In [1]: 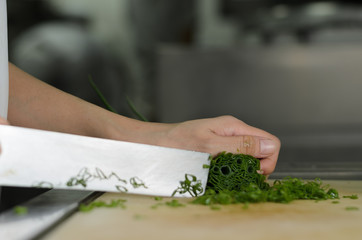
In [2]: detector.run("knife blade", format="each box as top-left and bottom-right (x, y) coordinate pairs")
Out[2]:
(0, 125), (210, 197)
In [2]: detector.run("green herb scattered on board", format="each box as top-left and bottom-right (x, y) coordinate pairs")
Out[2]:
(343, 195), (358, 200)
(210, 205), (221, 210)
(13, 206), (28, 215)
(165, 199), (185, 208)
(151, 198), (185, 209)
(345, 206), (359, 211)
(192, 152), (340, 208)
(79, 199), (127, 212)
(133, 214), (145, 220)
(242, 202), (249, 210)
(151, 203), (164, 209)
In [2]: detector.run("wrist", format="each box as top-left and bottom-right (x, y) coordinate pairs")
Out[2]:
(99, 110), (171, 146)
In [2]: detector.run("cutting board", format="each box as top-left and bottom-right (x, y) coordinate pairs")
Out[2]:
(43, 180), (362, 240)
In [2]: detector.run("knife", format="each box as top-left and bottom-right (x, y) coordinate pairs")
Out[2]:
(0, 125), (210, 197)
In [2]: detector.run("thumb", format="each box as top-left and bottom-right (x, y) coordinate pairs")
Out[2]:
(211, 135), (280, 175)
(213, 135), (278, 158)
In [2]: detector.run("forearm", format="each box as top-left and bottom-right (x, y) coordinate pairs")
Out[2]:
(7, 63), (162, 141)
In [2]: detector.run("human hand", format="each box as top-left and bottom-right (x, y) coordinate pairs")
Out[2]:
(157, 116), (280, 175)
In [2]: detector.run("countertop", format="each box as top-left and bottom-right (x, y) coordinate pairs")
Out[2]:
(42, 180), (362, 240)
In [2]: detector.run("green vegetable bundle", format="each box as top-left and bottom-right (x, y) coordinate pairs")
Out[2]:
(206, 152), (269, 192)
(193, 152), (339, 206)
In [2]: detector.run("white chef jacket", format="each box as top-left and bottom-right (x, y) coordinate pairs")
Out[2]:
(0, 0), (9, 119)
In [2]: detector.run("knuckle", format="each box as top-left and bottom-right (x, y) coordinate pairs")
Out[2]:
(240, 135), (256, 155)
(218, 115), (236, 122)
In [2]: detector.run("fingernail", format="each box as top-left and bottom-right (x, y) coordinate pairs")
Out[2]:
(260, 139), (276, 155)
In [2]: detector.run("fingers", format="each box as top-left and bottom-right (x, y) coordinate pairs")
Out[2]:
(210, 134), (280, 175)
(206, 116), (281, 175)
(210, 134), (279, 157)
(239, 136), (277, 157)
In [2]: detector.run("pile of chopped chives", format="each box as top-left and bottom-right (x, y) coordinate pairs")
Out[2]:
(193, 152), (339, 206)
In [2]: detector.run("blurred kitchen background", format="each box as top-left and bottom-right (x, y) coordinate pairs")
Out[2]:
(6, 0), (362, 179)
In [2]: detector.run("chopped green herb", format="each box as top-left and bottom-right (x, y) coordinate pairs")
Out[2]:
(151, 198), (185, 209)
(89, 76), (149, 121)
(327, 188), (339, 199)
(242, 202), (249, 210)
(133, 214), (144, 220)
(130, 176), (148, 189)
(210, 205), (221, 210)
(193, 152), (340, 206)
(332, 201), (340, 204)
(13, 206), (28, 215)
(203, 164), (210, 169)
(115, 185), (128, 193)
(88, 75), (118, 113)
(172, 174), (204, 197)
(165, 199), (185, 208)
(79, 199), (126, 212)
(150, 203), (163, 209)
(66, 177), (87, 188)
(343, 195), (358, 200)
(125, 96), (149, 122)
(345, 206), (359, 211)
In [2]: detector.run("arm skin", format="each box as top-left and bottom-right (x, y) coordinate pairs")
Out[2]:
(2, 63), (281, 175)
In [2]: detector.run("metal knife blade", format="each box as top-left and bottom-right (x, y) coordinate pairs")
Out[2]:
(0, 125), (210, 197)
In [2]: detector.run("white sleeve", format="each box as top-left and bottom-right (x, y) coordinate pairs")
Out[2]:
(0, 0), (9, 119)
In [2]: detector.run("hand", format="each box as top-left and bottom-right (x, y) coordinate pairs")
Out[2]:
(156, 115), (280, 175)
(0, 116), (9, 154)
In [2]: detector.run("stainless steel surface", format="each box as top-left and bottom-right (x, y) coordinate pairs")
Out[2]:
(0, 125), (210, 197)
(270, 133), (362, 180)
(157, 46), (362, 180)
(0, 189), (95, 240)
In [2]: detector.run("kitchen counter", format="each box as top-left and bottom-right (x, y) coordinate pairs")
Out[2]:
(42, 180), (362, 240)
